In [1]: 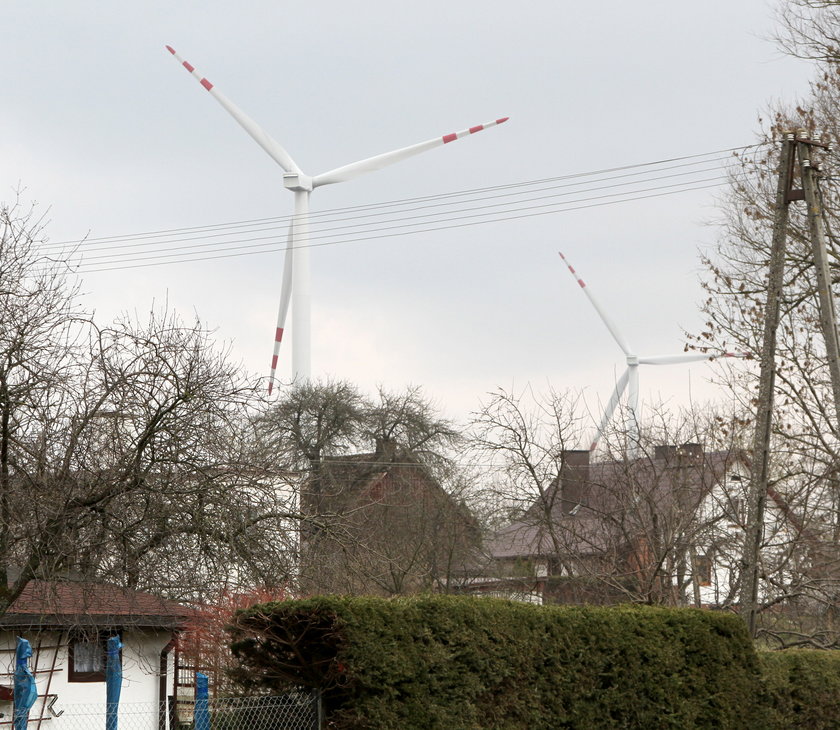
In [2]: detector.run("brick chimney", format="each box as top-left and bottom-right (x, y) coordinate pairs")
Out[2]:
(374, 437), (398, 461)
(560, 450), (590, 514)
(655, 443), (703, 464)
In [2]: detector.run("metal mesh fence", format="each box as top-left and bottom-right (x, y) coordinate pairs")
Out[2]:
(20, 692), (320, 729)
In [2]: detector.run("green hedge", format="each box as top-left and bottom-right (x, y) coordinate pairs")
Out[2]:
(760, 649), (840, 729)
(229, 595), (768, 729)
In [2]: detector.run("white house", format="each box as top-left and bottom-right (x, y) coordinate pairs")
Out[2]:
(0, 581), (189, 729)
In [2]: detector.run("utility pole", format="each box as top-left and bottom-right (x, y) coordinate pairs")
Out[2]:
(798, 137), (840, 423)
(741, 130), (836, 638)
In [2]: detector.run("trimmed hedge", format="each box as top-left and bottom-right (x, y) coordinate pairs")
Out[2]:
(229, 595), (768, 729)
(760, 649), (840, 729)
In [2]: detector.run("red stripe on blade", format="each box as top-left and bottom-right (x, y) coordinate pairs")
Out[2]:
(496, 117), (509, 124)
(442, 133), (458, 144)
(268, 381), (274, 395)
(271, 355), (279, 369)
(200, 78), (213, 91)
(275, 327), (284, 343)
(183, 61), (195, 72)
(469, 125), (484, 134)
(166, 46), (176, 54)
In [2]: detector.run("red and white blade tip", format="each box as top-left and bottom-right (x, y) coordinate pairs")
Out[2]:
(558, 252), (585, 288)
(441, 117), (509, 144)
(165, 45), (214, 90)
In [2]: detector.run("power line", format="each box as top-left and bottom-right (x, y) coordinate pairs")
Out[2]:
(57, 180), (726, 274)
(57, 169), (732, 266)
(42, 143), (756, 250)
(43, 155), (736, 258)
(37, 143), (758, 274)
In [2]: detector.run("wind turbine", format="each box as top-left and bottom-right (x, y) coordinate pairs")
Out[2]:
(165, 46), (508, 392)
(558, 251), (744, 455)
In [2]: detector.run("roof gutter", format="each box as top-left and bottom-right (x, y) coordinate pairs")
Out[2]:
(159, 635), (177, 730)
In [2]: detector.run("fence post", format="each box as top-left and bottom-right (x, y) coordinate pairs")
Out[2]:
(13, 637), (37, 730)
(313, 688), (323, 730)
(194, 672), (210, 730)
(106, 635), (123, 730)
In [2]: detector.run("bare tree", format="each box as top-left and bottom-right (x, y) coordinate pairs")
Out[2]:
(257, 380), (476, 596)
(696, 0), (840, 643)
(0, 201), (301, 612)
(469, 386), (773, 607)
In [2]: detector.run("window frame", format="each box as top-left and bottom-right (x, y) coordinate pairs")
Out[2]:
(695, 554), (713, 587)
(68, 631), (121, 683)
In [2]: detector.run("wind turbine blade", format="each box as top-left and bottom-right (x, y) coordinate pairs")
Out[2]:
(312, 117), (509, 188)
(558, 252), (633, 357)
(590, 369), (630, 451)
(638, 351), (748, 365)
(166, 45), (301, 174)
(268, 223), (295, 395)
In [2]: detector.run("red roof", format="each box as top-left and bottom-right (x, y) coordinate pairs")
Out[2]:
(0, 581), (189, 629)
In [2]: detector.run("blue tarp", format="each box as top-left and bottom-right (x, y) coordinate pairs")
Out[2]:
(13, 637), (37, 730)
(195, 672), (210, 730)
(105, 635), (122, 730)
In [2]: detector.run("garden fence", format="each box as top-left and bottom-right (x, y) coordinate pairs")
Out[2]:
(10, 691), (321, 730)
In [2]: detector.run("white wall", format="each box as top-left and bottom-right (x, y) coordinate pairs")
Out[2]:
(0, 628), (177, 728)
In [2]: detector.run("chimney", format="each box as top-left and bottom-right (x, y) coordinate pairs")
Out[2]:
(654, 445), (678, 462)
(560, 450), (590, 513)
(374, 437), (398, 460)
(678, 442), (703, 459)
(655, 443), (703, 464)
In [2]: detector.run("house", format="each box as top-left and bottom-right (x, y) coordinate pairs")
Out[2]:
(0, 580), (189, 728)
(478, 444), (799, 608)
(299, 438), (480, 596)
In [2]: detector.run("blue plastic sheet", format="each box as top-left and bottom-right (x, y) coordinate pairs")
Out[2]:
(105, 635), (122, 730)
(13, 637), (37, 730)
(195, 672), (210, 730)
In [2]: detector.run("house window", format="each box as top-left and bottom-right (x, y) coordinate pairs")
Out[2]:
(68, 632), (120, 682)
(695, 554), (713, 587)
(725, 497), (745, 526)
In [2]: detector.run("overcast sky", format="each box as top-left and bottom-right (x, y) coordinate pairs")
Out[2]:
(1, 1), (814, 442)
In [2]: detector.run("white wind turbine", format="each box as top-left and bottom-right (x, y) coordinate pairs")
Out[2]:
(558, 252), (744, 455)
(166, 46), (508, 392)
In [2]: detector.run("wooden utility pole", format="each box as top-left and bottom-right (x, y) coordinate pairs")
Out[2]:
(741, 130), (837, 637)
(798, 137), (840, 421)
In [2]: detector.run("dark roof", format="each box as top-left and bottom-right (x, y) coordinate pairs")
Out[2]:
(313, 442), (448, 510)
(0, 581), (190, 630)
(486, 447), (744, 561)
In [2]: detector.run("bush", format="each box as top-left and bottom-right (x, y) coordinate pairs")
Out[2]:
(229, 595), (768, 729)
(760, 649), (840, 729)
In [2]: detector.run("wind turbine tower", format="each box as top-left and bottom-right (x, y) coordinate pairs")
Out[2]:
(166, 46), (508, 391)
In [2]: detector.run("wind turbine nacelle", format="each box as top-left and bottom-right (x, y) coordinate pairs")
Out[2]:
(283, 172), (313, 191)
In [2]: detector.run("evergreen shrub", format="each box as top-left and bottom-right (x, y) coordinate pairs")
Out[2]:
(229, 595), (768, 729)
(760, 649), (840, 729)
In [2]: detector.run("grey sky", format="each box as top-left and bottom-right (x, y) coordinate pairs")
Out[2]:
(1, 1), (812, 440)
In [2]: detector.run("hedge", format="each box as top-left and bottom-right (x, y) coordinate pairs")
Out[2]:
(760, 649), (840, 729)
(229, 595), (768, 729)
